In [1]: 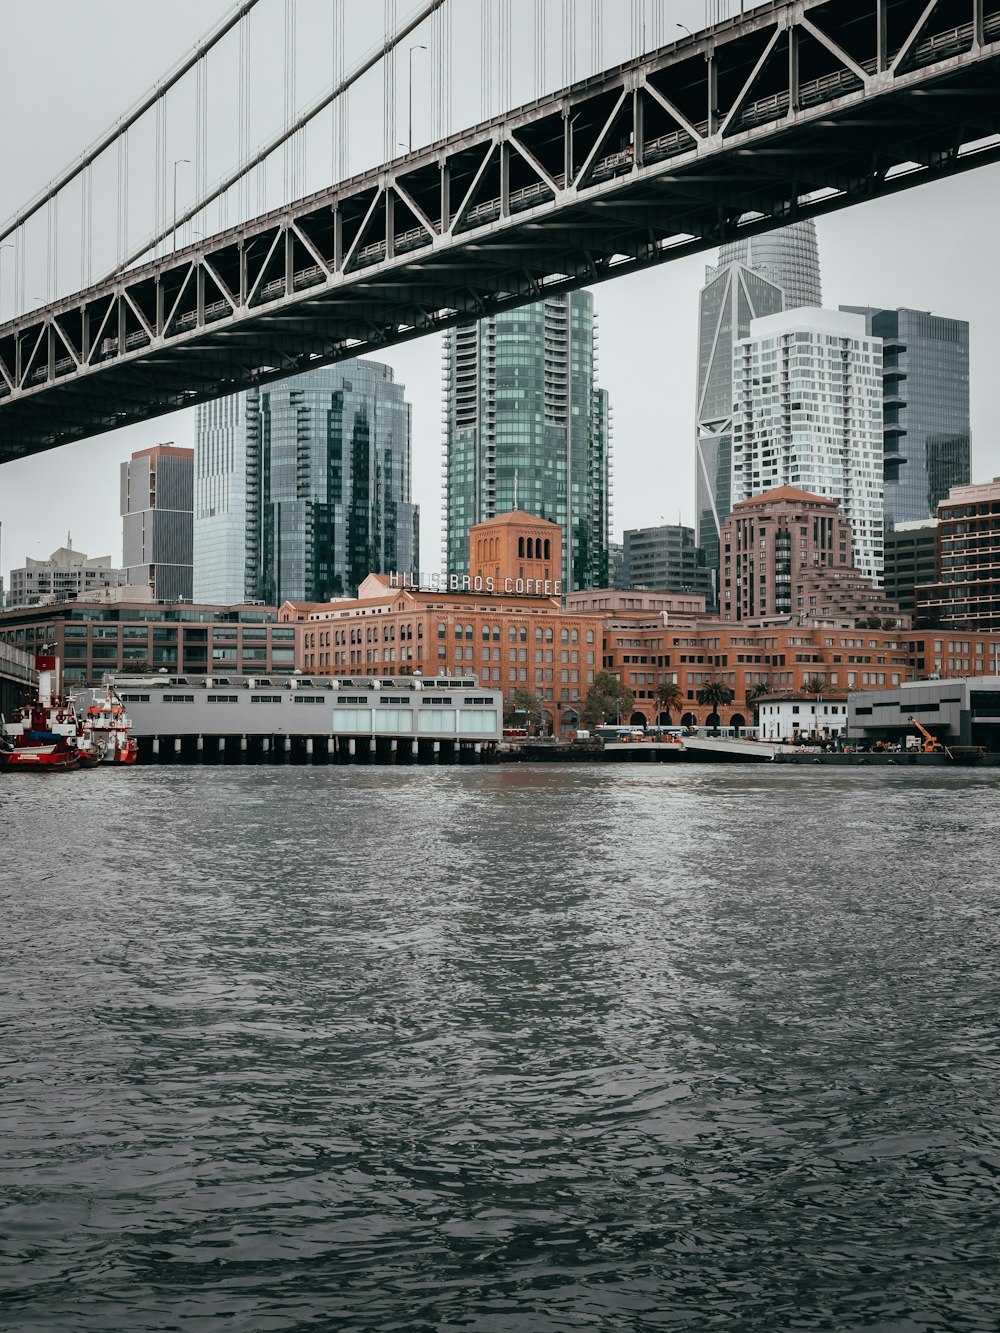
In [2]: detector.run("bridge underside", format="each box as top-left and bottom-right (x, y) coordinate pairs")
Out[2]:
(2, 0), (999, 461)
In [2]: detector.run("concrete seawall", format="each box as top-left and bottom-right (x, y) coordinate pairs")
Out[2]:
(136, 735), (496, 765)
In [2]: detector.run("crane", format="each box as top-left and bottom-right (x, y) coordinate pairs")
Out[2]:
(908, 717), (945, 753)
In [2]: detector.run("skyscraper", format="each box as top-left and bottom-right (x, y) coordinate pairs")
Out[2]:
(731, 308), (884, 582)
(443, 292), (610, 592)
(695, 261), (784, 584)
(121, 445), (194, 602)
(717, 220), (823, 311)
(696, 222), (823, 592)
(194, 360), (418, 606)
(840, 306), (970, 527)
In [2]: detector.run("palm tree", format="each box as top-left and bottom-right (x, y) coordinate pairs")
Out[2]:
(802, 676), (827, 697)
(746, 678), (771, 731)
(655, 679), (684, 724)
(696, 679), (735, 736)
(746, 678), (771, 707)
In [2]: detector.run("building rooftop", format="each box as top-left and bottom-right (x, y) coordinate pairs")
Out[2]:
(731, 486), (837, 510)
(470, 509), (561, 531)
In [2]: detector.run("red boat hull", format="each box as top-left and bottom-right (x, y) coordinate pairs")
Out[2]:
(1, 747), (79, 771)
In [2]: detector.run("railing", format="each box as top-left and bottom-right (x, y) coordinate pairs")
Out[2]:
(0, 641), (37, 685)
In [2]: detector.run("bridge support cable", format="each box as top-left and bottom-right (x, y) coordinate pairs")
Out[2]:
(3, 0), (1000, 459)
(591, 0), (603, 78)
(195, 54), (209, 245)
(108, 0), (449, 279)
(0, 0), (262, 247)
(534, 0), (546, 99)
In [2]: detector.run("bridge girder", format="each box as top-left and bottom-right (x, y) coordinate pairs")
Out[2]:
(2, 0), (1000, 461)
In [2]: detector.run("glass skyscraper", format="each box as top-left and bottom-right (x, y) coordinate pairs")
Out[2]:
(696, 261), (784, 585)
(717, 219), (823, 311)
(443, 292), (611, 591)
(194, 360), (418, 606)
(696, 221), (822, 594)
(841, 306), (970, 527)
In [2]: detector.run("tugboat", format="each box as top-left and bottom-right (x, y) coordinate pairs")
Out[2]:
(78, 685), (139, 765)
(0, 652), (89, 771)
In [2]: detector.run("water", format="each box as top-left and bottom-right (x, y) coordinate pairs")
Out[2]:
(2, 765), (999, 1332)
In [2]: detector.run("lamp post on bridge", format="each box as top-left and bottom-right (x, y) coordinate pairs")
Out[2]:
(408, 45), (427, 153)
(172, 159), (191, 252)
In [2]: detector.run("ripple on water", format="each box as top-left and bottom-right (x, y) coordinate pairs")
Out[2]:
(1, 765), (999, 1331)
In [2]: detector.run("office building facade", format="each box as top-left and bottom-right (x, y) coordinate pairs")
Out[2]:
(841, 306), (970, 526)
(622, 524), (713, 601)
(731, 308), (885, 583)
(915, 479), (1000, 631)
(0, 600), (293, 686)
(443, 292), (610, 592)
(6, 543), (123, 610)
(883, 519), (939, 614)
(121, 445), (194, 602)
(194, 360), (418, 607)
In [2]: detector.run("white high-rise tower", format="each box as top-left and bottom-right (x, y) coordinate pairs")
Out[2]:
(731, 308), (884, 583)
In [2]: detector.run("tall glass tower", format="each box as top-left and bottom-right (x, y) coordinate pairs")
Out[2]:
(717, 219), (823, 311)
(696, 262), (784, 586)
(194, 360), (418, 606)
(841, 306), (970, 528)
(443, 292), (611, 591)
(696, 221), (822, 595)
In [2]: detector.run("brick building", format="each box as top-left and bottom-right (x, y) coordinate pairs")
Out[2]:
(720, 488), (905, 626)
(281, 512), (604, 731)
(280, 507), (1000, 732)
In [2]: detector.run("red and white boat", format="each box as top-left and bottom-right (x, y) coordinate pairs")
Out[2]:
(78, 686), (139, 765)
(0, 653), (94, 771)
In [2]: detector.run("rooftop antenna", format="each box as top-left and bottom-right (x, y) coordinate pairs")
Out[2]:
(513, 469), (519, 511)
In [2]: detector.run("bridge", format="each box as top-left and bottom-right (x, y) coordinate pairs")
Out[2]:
(1, 0), (999, 462)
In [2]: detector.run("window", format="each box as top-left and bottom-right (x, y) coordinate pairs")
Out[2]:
(163, 694), (195, 703)
(207, 694), (239, 703)
(250, 694), (282, 704)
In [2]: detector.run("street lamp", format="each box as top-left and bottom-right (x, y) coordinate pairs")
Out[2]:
(172, 158), (191, 251)
(408, 44), (427, 153)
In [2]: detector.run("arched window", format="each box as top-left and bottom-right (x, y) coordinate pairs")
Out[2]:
(454, 623), (464, 639)
(544, 538), (550, 559)
(518, 537), (525, 558)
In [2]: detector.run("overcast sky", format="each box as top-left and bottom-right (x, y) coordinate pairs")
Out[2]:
(2, 0), (998, 583)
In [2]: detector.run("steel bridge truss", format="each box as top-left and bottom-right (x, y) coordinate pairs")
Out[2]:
(2, 0), (1000, 461)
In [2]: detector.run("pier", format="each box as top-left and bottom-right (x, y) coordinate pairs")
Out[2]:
(81, 673), (502, 766)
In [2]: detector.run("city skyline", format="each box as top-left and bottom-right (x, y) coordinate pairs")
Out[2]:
(2, 1), (1000, 589)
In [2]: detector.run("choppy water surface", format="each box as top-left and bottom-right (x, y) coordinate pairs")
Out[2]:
(2, 765), (999, 1332)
